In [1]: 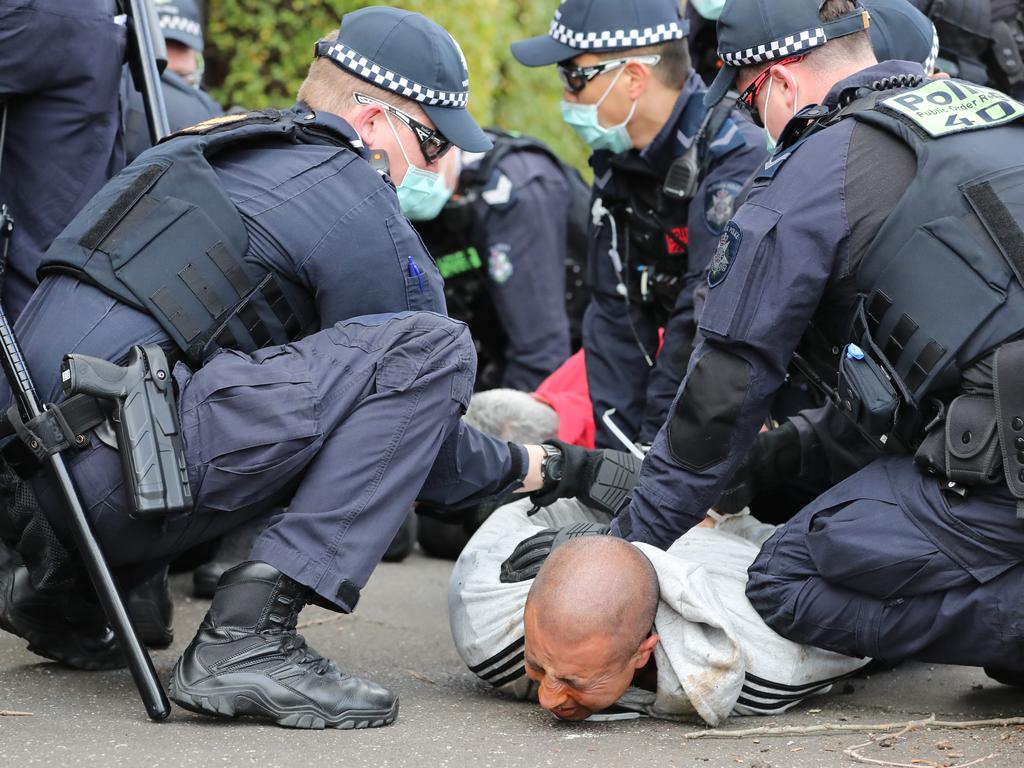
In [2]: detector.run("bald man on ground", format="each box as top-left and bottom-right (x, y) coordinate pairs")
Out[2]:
(523, 537), (660, 720)
(450, 499), (869, 724)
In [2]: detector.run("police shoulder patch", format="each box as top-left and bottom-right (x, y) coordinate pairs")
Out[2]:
(481, 172), (515, 208)
(488, 244), (514, 284)
(704, 180), (743, 235)
(708, 221), (741, 288)
(174, 112), (250, 135)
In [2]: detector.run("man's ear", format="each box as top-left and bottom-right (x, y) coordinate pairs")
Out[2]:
(774, 63), (802, 113)
(348, 104), (383, 146)
(633, 633), (660, 668)
(624, 60), (653, 100)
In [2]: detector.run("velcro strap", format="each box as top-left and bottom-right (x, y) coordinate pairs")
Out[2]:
(994, 338), (1024, 517)
(1, 395), (108, 459)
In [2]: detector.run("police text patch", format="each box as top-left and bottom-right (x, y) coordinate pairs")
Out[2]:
(881, 80), (1024, 138)
(708, 222), (741, 288)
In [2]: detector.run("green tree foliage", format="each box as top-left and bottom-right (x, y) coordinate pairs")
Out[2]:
(204, 0), (592, 175)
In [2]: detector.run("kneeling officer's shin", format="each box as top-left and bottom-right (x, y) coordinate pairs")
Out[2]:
(62, 345), (191, 519)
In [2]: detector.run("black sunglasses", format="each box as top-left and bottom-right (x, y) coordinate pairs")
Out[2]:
(353, 92), (453, 164)
(556, 55), (661, 95)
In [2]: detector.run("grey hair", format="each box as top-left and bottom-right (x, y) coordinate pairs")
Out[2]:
(463, 389), (559, 444)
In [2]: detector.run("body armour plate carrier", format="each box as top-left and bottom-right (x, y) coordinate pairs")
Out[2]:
(800, 79), (1024, 444)
(38, 109), (340, 366)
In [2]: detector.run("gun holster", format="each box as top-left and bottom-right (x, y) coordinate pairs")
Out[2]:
(60, 345), (192, 519)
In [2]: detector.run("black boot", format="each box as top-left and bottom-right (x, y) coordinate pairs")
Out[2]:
(382, 512), (417, 563)
(984, 666), (1024, 687)
(0, 562), (124, 670)
(192, 517), (265, 599)
(127, 567), (174, 648)
(169, 561), (398, 729)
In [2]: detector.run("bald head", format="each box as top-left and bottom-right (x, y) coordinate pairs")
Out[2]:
(526, 536), (659, 661)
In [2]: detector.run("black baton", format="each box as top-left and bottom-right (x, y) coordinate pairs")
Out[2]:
(0, 305), (171, 721)
(125, 0), (171, 143)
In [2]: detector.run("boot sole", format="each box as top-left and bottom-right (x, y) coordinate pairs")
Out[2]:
(169, 666), (399, 730)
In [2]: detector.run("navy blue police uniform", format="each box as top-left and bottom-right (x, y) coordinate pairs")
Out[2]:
(908, 0), (1024, 99)
(0, 0), (126, 322)
(511, 0), (766, 449)
(3, 8), (524, 616)
(616, 0), (1024, 674)
(414, 130), (587, 391)
(121, 0), (224, 163)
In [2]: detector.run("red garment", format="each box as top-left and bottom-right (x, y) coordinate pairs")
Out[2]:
(532, 350), (595, 449)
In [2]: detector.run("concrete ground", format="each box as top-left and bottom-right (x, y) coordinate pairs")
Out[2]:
(1, 551), (1023, 768)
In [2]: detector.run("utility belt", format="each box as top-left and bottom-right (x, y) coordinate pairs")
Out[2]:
(1, 344), (191, 520)
(835, 330), (1024, 517)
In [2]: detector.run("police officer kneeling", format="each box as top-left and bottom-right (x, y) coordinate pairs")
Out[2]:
(0, 7), (520, 729)
(513, 0), (1024, 684)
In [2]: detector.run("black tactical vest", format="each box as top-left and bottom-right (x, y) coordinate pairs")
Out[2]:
(38, 109), (353, 366)
(796, 78), (1024, 444)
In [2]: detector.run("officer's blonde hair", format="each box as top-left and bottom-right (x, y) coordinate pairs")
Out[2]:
(298, 31), (428, 121)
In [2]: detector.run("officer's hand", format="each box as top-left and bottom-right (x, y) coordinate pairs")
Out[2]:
(714, 421), (801, 515)
(499, 522), (611, 583)
(530, 440), (642, 516)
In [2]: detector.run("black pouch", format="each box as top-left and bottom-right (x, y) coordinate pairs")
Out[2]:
(942, 394), (1003, 486)
(837, 345), (899, 437)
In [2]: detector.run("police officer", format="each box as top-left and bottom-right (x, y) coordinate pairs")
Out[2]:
(908, 0), (1024, 99)
(121, 0), (224, 163)
(511, 0), (766, 449)
(0, 7), (563, 728)
(0, 0), (126, 322)
(412, 130), (588, 392)
(513, 0), (1024, 683)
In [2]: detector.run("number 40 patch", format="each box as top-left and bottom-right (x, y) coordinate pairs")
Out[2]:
(881, 79), (1024, 137)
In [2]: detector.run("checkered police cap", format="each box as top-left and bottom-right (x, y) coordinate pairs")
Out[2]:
(317, 41), (468, 109)
(318, 6), (490, 152)
(705, 0), (871, 107)
(155, 0), (204, 52)
(864, 0), (939, 74)
(512, 0), (689, 68)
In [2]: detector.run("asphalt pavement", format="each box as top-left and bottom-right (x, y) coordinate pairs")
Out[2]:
(2, 551), (1023, 768)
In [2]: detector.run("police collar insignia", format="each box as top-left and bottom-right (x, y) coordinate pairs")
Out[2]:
(708, 221), (741, 287)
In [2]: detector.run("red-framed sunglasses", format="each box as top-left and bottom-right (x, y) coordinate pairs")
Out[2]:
(737, 55), (806, 128)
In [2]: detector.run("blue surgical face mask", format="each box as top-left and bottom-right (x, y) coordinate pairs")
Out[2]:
(560, 67), (637, 154)
(384, 112), (454, 221)
(690, 0), (727, 20)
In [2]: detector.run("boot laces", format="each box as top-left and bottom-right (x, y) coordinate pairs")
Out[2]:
(281, 633), (332, 676)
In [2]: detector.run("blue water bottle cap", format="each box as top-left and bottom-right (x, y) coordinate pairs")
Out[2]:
(846, 344), (865, 360)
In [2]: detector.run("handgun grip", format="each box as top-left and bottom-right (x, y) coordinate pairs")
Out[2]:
(62, 354), (129, 399)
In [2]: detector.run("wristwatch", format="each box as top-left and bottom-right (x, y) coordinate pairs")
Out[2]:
(539, 443), (565, 490)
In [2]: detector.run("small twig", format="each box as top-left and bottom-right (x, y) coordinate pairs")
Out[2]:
(845, 722), (996, 768)
(0, 710), (33, 717)
(684, 714), (1024, 740)
(406, 669), (437, 685)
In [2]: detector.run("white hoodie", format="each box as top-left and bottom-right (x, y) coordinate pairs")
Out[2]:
(448, 498), (868, 725)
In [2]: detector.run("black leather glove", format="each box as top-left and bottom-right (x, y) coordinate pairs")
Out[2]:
(499, 522), (611, 583)
(715, 421), (801, 515)
(530, 440), (641, 516)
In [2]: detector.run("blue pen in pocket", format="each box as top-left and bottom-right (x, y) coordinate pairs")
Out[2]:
(408, 255), (424, 293)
